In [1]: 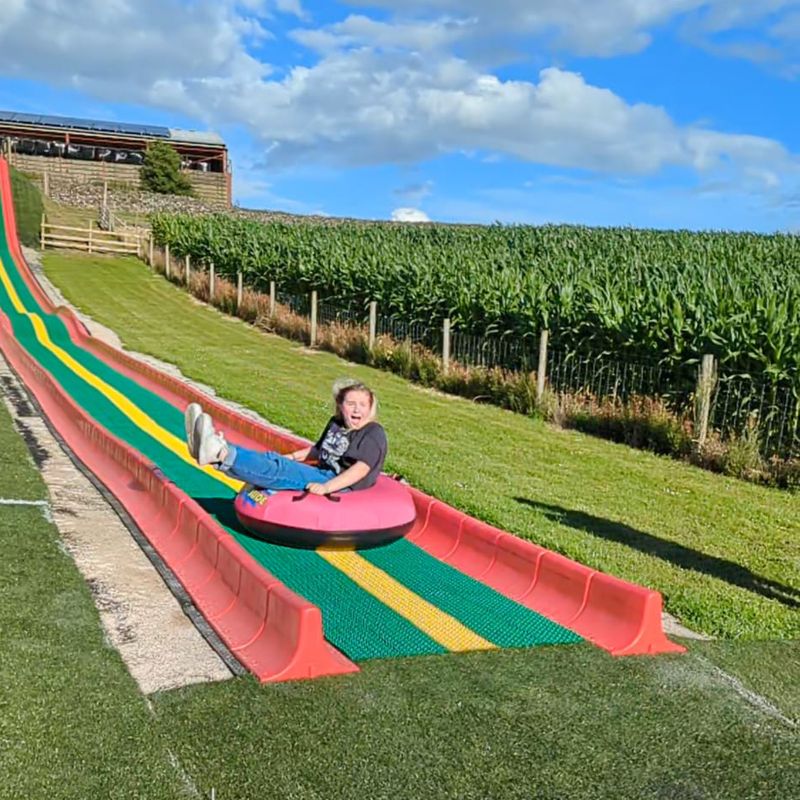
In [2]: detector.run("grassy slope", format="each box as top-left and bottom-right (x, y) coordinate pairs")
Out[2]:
(0, 416), (796, 800)
(0, 401), (186, 799)
(1, 253), (798, 798)
(42, 197), (149, 229)
(41, 252), (800, 641)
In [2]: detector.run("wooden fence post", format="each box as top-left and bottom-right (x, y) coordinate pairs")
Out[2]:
(43, 170), (50, 198)
(88, 221), (93, 254)
(237, 271), (243, 309)
(442, 318), (451, 373)
(368, 301), (377, 349)
(148, 236), (154, 267)
(269, 281), (276, 316)
(40, 214), (46, 250)
(209, 261), (215, 301)
(185, 254), (191, 284)
(695, 354), (717, 446)
(310, 290), (318, 346)
(537, 329), (549, 400)
(102, 180), (108, 209)
(165, 243), (171, 279)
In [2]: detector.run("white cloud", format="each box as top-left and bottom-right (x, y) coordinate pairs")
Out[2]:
(275, 0), (308, 17)
(0, 0), (25, 34)
(336, 0), (800, 68)
(0, 0), (270, 112)
(210, 49), (795, 189)
(291, 14), (474, 53)
(0, 0), (798, 211)
(679, 1), (800, 75)
(340, 0), (706, 57)
(391, 207), (430, 221)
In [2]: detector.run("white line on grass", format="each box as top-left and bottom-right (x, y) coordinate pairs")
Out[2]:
(144, 697), (202, 799)
(695, 654), (797, 730)
(0, 497), (52, 522)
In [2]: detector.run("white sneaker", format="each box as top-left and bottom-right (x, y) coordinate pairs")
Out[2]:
(195, 413), (228, 466)
(184, 402), (203, 458)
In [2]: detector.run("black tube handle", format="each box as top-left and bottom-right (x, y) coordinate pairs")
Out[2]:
(292, 491), (341, 503)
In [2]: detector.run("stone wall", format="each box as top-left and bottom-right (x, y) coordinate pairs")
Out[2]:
(9, 152), (229, 207)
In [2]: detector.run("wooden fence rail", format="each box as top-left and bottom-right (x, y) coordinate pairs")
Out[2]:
(40, 219), (144, 257)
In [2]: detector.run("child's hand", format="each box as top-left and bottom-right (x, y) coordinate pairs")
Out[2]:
(306, 482), (329, 495)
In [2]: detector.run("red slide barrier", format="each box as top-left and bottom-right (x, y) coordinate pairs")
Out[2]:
(0, 157), (684, 663)
(404, 494), (684, 655)
(0, 160), (358, 681)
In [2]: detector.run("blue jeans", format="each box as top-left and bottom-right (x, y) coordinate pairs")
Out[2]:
(220, 445), (336, 491)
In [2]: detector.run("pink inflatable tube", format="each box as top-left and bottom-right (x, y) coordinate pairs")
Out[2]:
(234, 474), (417, 549)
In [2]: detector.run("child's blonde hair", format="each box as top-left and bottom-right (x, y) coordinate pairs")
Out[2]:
(332, 378), (378, 422)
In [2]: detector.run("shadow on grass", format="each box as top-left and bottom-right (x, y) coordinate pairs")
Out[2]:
(515, 497), (799, 610)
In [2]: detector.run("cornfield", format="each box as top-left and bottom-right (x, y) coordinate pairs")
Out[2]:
(151, 214), (800, 387)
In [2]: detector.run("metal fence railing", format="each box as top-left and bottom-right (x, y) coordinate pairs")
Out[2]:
(711, 377), (799, 458)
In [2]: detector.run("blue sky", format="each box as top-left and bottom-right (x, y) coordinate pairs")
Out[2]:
(1, 0), (799, 232)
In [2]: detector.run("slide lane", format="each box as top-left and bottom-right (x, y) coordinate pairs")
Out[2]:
(0, 162), (598, 682)
(0, 160), (683, 683)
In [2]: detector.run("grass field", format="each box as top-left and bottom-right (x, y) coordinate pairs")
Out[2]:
(41, 252), (800, 641)
(0, 250), (797, 798)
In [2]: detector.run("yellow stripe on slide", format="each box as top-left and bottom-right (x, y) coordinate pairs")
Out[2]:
(318, 549), (496, 652)
(0, 256), (241, 491)
(0, 253), (496, 652)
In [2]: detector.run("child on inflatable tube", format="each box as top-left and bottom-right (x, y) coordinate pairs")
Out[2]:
(186, 379), (387, 496)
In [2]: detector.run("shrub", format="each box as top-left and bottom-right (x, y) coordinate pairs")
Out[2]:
(721, 415), (764, 481)
(9, 166), (43, 248)
(141, 142), (193, 196)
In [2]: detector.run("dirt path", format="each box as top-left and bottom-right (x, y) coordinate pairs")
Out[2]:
(3, 247), (239, 693)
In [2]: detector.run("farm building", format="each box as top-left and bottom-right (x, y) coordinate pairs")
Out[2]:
(0, 110), (230, 207)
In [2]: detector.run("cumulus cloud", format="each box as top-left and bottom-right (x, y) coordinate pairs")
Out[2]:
(391, 207), (431, 221)
(340, 0), (705, 57)
(212, 48), (796, 192)
(337, 0), (800, 67)
(0, 0), (25, 35)
(0, 0), (798, 208)
(291, 14), (475, 53)
(0, 0), (270, 112)
(680, 1), (800, 75)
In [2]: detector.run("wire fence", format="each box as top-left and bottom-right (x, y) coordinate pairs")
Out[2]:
(234, 283), (800, 460)
(711, 376), (799, 458)
(148, 250), (800, 461)
(317, 300), (370, 328)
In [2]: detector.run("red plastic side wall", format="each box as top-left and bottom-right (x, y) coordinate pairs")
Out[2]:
(405, 490), (685, 655)
(66, 332), (682, 655)
(0, 159), (358, 682)
(2, 157), (684, 658)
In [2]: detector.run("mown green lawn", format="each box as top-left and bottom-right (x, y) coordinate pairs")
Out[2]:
(1, 251), (798, 798)
(42, 252), (800, 641)
(0, 406), (798, 800)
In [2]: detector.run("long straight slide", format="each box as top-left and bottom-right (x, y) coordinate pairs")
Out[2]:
(0, 159), (684, 683)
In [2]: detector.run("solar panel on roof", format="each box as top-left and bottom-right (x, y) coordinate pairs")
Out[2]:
(0, 109), (172, 138)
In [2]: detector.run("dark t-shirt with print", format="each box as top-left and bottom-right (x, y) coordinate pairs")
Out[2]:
(314, 418), (388, 491)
